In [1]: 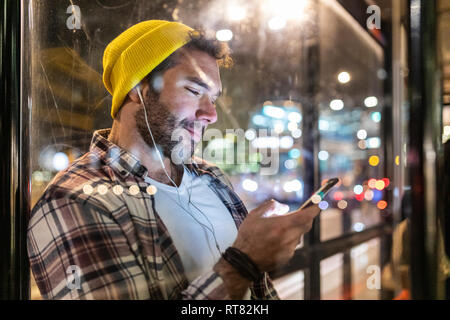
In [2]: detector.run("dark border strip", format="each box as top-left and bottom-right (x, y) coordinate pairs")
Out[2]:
(0, 0), (30, 299)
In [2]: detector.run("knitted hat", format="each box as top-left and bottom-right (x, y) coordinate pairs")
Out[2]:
(102, 20), (194, 118)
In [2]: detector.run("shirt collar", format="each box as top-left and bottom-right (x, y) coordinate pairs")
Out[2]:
(90, 128), (148, 179)
(89, 128), (203, 179)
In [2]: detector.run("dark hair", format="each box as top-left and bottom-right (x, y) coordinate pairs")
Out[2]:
(142, 29), (232, 88)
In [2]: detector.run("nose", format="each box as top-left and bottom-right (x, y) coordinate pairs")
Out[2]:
(195, 96), (217, 124)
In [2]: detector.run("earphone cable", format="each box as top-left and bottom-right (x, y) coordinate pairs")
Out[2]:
(138, 88), (221, 255)
(137, 88), (273, 298)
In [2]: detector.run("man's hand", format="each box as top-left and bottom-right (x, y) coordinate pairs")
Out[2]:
(232, 199), (321, 272)
(213, 199), (320, 299)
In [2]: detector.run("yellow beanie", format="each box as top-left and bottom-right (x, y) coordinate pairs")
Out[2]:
(102, 20), (194, 119)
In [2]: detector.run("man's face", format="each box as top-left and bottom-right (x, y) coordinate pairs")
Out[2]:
(135, 48), (222, 160)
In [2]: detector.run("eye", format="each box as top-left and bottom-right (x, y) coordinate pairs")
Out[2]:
(185, 87), (200, 96)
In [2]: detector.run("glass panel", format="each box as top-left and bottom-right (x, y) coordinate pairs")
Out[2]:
(318, 0), (386, 241)
(320, 253), (343, 300)
(272, 270), (305, 300)
(351, 238), (381, 300)
(321, 209), (343, 242)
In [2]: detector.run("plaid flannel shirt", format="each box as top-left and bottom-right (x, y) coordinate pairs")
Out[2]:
(27, 128), (280, 300)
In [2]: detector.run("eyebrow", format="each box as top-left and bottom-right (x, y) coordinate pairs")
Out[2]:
(186, 76), (222, 98)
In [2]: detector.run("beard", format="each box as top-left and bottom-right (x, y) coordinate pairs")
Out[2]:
(134, 88), (203, 162)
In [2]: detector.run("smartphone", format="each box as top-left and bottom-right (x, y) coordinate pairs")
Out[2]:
(298, 178), (340, 210)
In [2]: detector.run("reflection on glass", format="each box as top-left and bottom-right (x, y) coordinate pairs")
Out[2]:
(351, 238), (381, 300)
(320, 253), (343, 300)
(321, 209), (343, 241)
(226, 99), (305, 213)
(271, 270), (304, 300)
(317, 0), (387, 241)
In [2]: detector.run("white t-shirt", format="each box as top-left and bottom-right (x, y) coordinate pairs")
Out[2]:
(144, 166), (251, 299)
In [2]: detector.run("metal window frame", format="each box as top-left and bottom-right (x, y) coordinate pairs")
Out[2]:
(0, 0), (30, 300)
(408, 0), (443, 300)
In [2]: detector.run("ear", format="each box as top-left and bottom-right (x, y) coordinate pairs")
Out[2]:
(128, 81), (149, 104)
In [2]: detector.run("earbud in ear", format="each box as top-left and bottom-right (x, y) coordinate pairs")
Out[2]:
(136, 86), (144, 104)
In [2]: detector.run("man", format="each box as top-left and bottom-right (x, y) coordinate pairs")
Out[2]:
(27, 20), (320, 300)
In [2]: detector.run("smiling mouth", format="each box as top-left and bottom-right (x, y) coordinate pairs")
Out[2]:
(185, 126), (202, 141)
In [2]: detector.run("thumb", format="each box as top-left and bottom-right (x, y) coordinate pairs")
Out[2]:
(251, 199), (289, 218)
(286, 204), (321, 223)
(250, 199), (277, 217)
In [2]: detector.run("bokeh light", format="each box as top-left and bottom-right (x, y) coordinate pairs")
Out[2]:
(369, 155), (380, 166)
(338, 71), (351, 84)
(358, 140), (367, 149)
(288, 148), (301, 159)
(364, 96), (378, 108)
(353, 185), (363, 195)
(333, 191), (344, 201)
(216, 29), (233, 42)
(337, 200), (348, 209)
(227, 5), (246, 21)
(268, 16), (287, 30)
(375, 180), (385, 190)
(368, 178), (377, 189)
(242, 179), (258, 192)
(353, 222), (365, 232)
(318, 150), (329, 161)
(355, 193), (364, 202)
(53, 152), (69, 171)
(330, 99), (344, 111)
(364, 190), (374, 201)
(291, 129), (302, 138)
(318, 201), (329, 210)
(357, 129), (368, 140)
(377, 200), (388, 210)
(371, 112), (382, 123)
(245, 129), (256, 140)
(288, 112), (302, 123)
(311, 194), (322, 204)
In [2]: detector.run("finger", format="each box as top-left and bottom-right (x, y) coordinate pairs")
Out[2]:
(250, 199), (278, 217)
(300, 204), (321, 217)
(263, 201), (290, 217)
(291, 204), (321, 217)
(283, 204), (321, 224)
